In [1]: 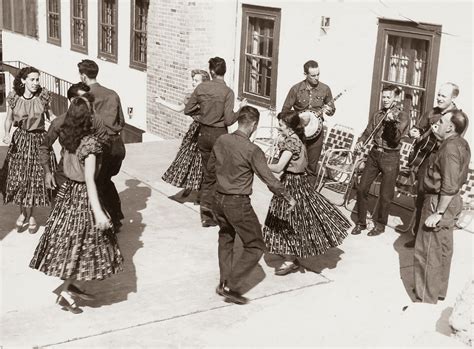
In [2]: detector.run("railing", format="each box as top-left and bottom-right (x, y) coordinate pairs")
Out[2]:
(1, 60), (72, 116)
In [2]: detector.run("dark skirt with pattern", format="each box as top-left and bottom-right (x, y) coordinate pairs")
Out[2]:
(1, 128), (56, 207)
(263, 172), (351, 258)
(30, 179), (123, 281)
(162, 121), (203, 191)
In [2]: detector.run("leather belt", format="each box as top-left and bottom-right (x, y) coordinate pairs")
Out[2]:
(372, 145), (400, 153)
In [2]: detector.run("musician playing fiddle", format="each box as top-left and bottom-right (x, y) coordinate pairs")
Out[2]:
(404, 83), (460, 248)
(351, 85), (409, 236)
(282, 60), (335, 187)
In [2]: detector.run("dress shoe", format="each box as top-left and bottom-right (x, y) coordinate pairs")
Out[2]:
(367, 226), (384, 236)
(275, 260), (300, 276)
(68, 284), (95, 301)
(215, 282), (226, 297)
(404, 239), (416, 248)
(220, 286), (249, 305)
(351, 224), (366, 235)
(201, 219), (218, 228)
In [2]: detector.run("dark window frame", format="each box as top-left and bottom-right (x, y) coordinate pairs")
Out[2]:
(129, 0), (149, 71)
(98, 0), (118, 63)
(46, 0), (61, 46)
(369, 18), (442, 125)
(70, 0), (88, 54)
(238, 4), (281, 108)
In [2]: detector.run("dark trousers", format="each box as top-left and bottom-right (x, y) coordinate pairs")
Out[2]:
(414, 194), (462, 303)
(213, 193), (265, 291)
(412, 160), (429, 237)
(356, 149), (400, 229)
(198, 125), (227, 222)
(305, 129), (325, 187)
(96, 135), (126, 224)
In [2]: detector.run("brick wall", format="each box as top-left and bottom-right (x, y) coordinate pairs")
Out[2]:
(146, 0), (215, 139)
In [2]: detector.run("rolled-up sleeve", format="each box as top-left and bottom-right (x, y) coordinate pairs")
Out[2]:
(251, 148), (292, 202)
(439, 143), (463, 195)
(184, 89), (199, 116)
(39, 119), (60, 174)
(223, 89), (238, 126)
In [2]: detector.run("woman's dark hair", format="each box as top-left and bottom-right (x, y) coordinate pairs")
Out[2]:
(67, 82), (90, 101)
(13, 66), (41, 96)
(60, 94), (95, 153)
(277, 111), (305, 141)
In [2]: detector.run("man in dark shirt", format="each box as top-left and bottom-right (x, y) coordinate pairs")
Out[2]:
(184, 57), (246, 227)
(414, 110), (470, 304)
(208, 106), (295, 305)
(78, 59), (126, 231)
(404, 83), (460, 248)
(351, 85), (409, 236)
(39, 82), (108, 196)
(282, 60), (335, 187)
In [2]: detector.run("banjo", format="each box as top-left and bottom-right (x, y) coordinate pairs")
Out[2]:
(300, 90), (346, 140)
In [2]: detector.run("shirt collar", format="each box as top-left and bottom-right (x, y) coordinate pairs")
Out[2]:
(234, 130), (249, 139)
(212, 79), (226, 85)
(303, 80), (319, 91)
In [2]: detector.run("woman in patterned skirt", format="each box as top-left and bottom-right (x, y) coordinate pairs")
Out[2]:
(161, 69), (210, 202)
(263, 111), (350, 275)
(1, 67), (57, 234)
(30, 95), (123, 314)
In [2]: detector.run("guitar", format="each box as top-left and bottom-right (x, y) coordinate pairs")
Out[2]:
(300, 89), (346, 141)
(408, 129), (438, 170)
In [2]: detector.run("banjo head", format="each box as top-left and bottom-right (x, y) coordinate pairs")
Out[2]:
(299, 110), (322, 139)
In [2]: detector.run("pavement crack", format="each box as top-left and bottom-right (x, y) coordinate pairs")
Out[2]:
(40, 279), (333, 348)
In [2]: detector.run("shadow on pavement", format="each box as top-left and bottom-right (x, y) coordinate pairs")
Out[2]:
(82, 178), (150, 308)
(263, 247), (345, 275)
(393, 232), (417, 302)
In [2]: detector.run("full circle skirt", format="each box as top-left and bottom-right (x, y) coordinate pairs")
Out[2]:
(162, 121), (203, 191)
(263, 172), (350, 258)
(1, 128), (56, 207)
(30, 179), (123, 281)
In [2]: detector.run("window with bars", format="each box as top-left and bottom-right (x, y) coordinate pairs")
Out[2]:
(71, 0), (88, 53)
(98, 0), (118, 62)
(370, 19), (441, 127)
(130, 0), (149, 71)
(47, 0), (61, 45)
(238, 5), (281, 108)
(2, 0), (38, 38)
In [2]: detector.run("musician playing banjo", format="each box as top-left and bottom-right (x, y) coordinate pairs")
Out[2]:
(351, 85), (409, 236)
(404, 82), (460, 248)
(282, 60), (335, 187)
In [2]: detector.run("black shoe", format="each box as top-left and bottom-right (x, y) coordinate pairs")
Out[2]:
(202, 219), (218, 228)
(351, 224), (366, 235)
(216, 282), (226, 297)
(220, 286), (249, 305)
(367, 227), (384, 236)
(113, 220), (123, 233)
(404, 239), (416, 248)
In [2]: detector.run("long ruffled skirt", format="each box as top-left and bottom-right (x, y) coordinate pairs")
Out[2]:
(30, 179), (123, 281)
(263, 172), (350, 258)
(162, 121), (203, 191)
(1, 128), (56, 207)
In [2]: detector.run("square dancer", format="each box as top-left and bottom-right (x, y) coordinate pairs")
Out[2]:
(208, 106), (295, 305)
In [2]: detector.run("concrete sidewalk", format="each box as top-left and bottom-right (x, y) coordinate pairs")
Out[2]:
(0, 140), (472, 348)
